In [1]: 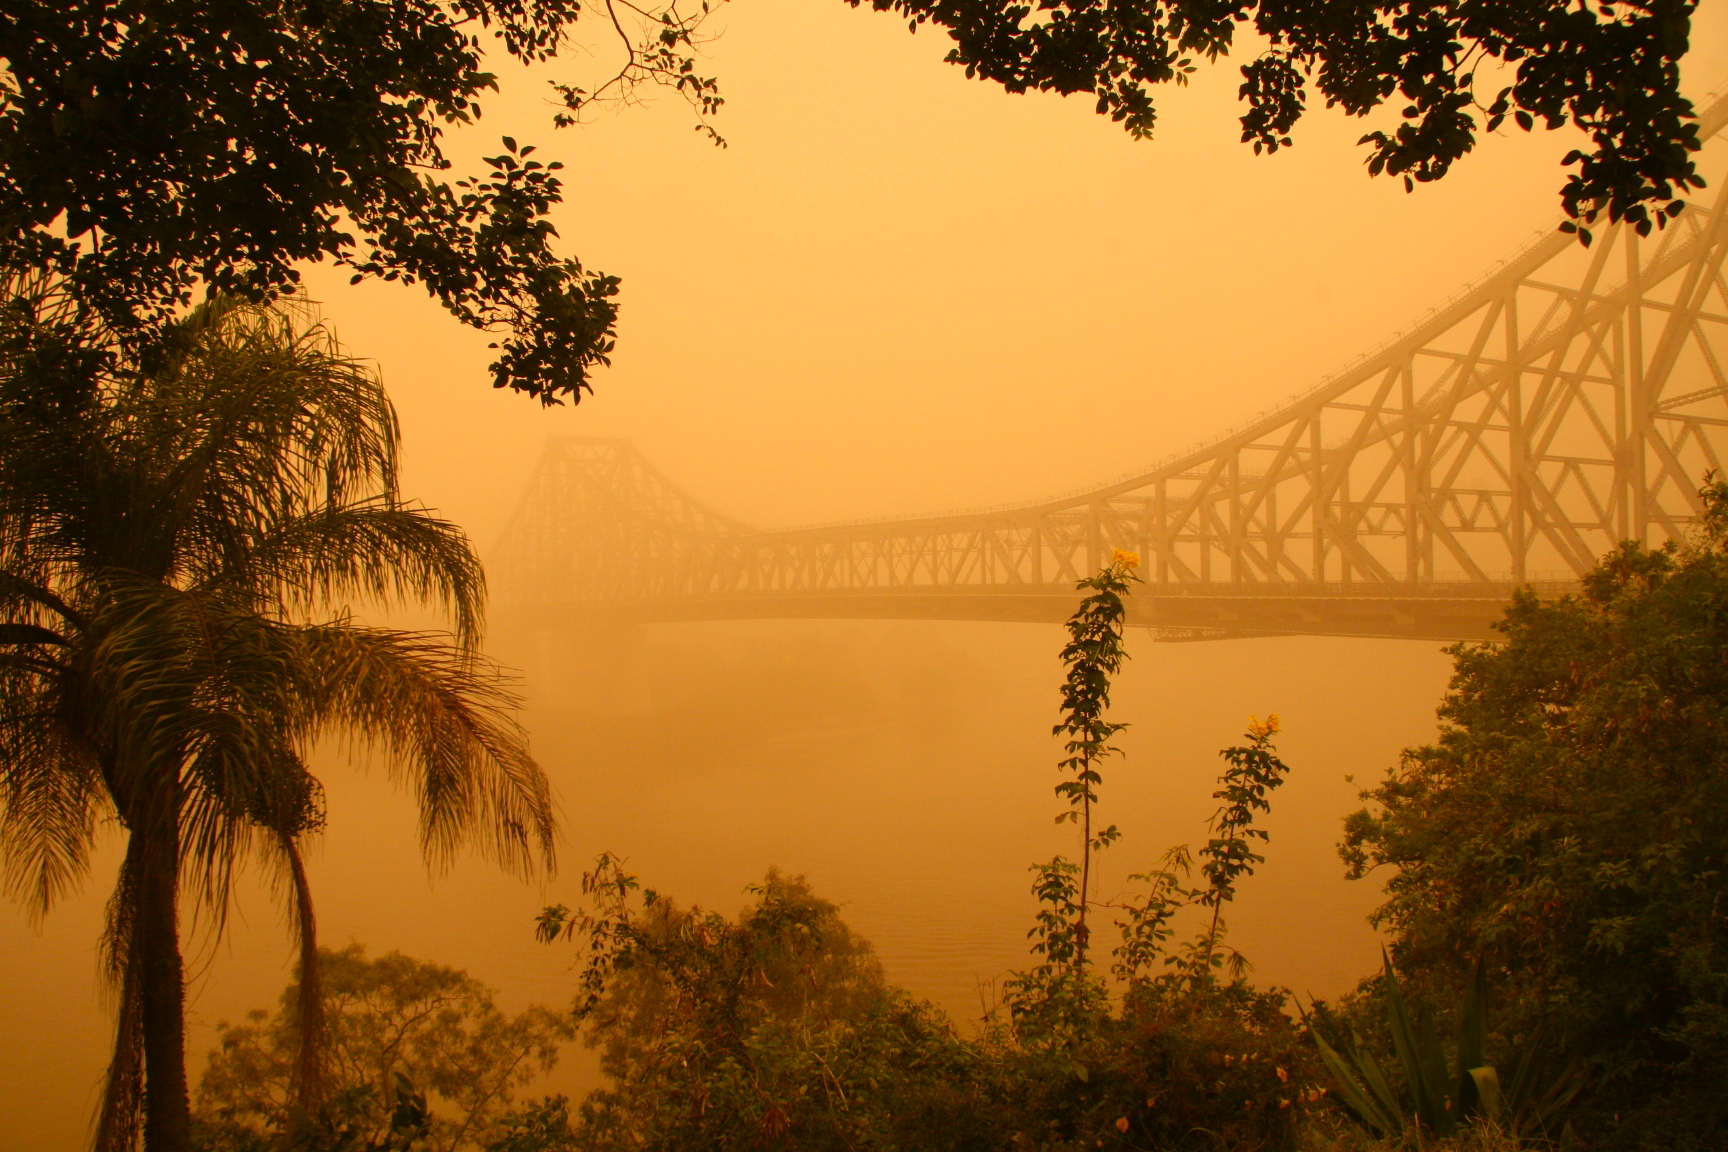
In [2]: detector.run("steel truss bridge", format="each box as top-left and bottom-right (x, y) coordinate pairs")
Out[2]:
(495, 105), (1728, 642)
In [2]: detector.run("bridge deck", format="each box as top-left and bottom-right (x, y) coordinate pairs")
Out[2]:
(506, 581), (1579, 641)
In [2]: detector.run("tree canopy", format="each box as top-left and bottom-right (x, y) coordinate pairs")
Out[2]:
(537, 859), (993, 1151)
(195, 945), (576, 1152)
(1341, 480), (1728, 1148)
(852, 0), (1707, 238)
(0, 0), (721, 404)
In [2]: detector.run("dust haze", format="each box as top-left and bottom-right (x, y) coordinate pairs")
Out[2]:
(6, 0), (1727, 1145)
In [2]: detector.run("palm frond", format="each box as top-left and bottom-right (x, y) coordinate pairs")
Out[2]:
(73, 580), (322, 920)
(297, 625), (555, 878)
(179, 730), (323, 937)
(132, 301), (402, 585)
(0, 727), (105, 916)
(199, 499), (486, 651)
(0, 568), (84, 632)
(0, 667), (106, 917)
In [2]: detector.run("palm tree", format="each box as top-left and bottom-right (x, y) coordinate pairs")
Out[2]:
(0, 276), (556, 1152)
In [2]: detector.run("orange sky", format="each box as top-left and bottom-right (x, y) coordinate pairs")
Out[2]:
(5, 4), (1728, 1146)
(301, 1), (1726, 541)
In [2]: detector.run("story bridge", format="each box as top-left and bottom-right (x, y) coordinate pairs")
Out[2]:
(493, 104), (1728, 642)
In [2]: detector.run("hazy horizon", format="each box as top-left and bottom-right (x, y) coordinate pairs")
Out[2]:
(6, 1), (1728, 1145)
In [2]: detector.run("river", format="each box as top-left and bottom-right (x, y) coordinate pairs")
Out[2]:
(2, 618), (1457, 1146)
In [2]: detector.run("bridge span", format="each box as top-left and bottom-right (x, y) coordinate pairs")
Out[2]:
(493, 104), (1728, 642)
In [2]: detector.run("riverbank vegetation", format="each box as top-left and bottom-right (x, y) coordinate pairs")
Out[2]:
(7, 282), (1724, 1141)
(5, 7), (1723, 1148)
(172, 492), (1728, 1150)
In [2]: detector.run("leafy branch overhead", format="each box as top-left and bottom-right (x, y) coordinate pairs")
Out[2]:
(851, 0), (1706, 238)
(0, 0), (726, 405)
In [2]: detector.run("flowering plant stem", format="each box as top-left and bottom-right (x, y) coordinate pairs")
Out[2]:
(1193, 716), (1289, 986)
(1053, 550), (1139, 973)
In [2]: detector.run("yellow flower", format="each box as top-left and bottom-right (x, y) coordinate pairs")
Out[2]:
(1246, 713), (1281, 740)
(1110, 548), (1141, 571)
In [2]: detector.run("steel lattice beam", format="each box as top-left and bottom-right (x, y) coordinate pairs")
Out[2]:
(493, 104), (1728, 641)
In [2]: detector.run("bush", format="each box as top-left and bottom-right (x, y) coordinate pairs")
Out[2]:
(193, 946), (574, 1152)
(540, 860), (1003, 1151)
(1340, 480), (1728, 1148)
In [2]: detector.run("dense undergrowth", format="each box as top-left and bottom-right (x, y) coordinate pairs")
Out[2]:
(193, 494), (1728, 1150)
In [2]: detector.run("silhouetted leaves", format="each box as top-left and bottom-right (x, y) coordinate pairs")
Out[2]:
(0, 0), (723, 404)
(1342, 478), (1728, 1148)
(850, 0), (1706, 234)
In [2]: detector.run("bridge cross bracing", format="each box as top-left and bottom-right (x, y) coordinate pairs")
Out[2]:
(494, 101), (1728, 641)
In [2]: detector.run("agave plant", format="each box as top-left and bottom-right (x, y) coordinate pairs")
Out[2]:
(1307, 953), (1581, 1142)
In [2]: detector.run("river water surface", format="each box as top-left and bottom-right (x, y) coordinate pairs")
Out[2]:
(3, 618), (1456, 1146)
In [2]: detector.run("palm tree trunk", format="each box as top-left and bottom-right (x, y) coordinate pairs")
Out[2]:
(95, 838), (145, 1152)
(136, 816), (192, 1152)
(284, 835), (326, 1122)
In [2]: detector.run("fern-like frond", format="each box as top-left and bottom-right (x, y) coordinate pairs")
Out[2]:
(200, 499), (486, 651)
(296, 624), (554, 878)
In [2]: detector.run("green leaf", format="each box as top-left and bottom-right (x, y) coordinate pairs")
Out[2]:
(1307, 1021), (1401, 1136)
(1462, 1065), (1504, 1121)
